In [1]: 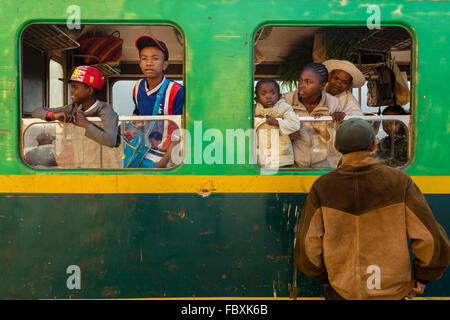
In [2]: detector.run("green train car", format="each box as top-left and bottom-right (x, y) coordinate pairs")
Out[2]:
(0, 0), (449, 299)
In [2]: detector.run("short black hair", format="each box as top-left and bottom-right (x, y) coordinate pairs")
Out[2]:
(255, 78), (280, 96)
(382, 105), (407, 115)
(149, 131), (162, 141)
(302, 62), (329, 84)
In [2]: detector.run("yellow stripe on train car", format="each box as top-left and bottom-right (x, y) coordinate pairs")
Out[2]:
(0, 175), (449, 194)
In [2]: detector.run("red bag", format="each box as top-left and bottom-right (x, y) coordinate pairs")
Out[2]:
(76, 30), (123, 66)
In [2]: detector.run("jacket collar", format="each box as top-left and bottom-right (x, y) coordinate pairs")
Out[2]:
(337, 151), (376, 168)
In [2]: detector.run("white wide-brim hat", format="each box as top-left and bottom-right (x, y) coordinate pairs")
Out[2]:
(323, 59), (366, 88)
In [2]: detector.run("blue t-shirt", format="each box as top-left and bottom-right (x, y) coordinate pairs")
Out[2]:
(132, 77), (184, 115)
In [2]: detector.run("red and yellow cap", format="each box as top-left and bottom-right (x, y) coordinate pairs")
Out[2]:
(64, 65), (105, 90)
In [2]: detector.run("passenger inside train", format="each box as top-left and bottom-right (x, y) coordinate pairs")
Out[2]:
(322, 59), (364, 116)
(374, 105), (409, 167)
(31, 65), (120, 148)
(131, 34), (183, 168)
(284, 62), (345, 168)
(254, 78), (300, 168)
(133, 35), (184, 116)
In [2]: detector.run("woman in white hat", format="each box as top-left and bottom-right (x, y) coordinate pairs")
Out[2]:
(322, 59), (365, 116)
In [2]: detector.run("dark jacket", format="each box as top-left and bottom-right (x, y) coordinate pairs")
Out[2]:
(295, 151), (450, 300)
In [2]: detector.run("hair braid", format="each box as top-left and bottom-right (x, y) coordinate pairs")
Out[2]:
(302, 62), (329, 84)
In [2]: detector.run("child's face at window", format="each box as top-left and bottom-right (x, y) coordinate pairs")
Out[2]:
(327, 70), (353, 96)
(150, 138), (161, 148)
(382, 111), (404, 136)
(139, 47), (169, 80)
(298, 69), (324, 100)
(70, 82), (92, 104)
(256, 82), (280, 108)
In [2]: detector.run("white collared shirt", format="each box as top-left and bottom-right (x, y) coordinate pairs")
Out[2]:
(79, 100), (99, 114)
(145, 76), (166, 96)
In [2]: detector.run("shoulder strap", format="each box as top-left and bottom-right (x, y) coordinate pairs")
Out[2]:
(151, 78), (170, 116)
(146, 78), (170, 136)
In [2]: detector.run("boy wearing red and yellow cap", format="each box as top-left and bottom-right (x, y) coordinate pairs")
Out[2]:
(32, 65), (119, 148)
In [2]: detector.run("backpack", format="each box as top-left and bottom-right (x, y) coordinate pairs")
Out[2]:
(121, 124), (151, 168)
(367, 66), (395, 106)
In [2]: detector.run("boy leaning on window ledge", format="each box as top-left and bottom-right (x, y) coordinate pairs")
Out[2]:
(32, 65), (119, 148)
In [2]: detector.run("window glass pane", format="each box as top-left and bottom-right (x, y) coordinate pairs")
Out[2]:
(112, 80), (136, 116)
(255, 117), (409, 169)
(372, 116), (409, 167)
(23, 118), (181, 169)
(254, 25), (412, 170)
(49, 59), (63, 108)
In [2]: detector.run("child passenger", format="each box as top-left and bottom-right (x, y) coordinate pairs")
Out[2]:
(139, 131), (165, 168)
(254, 79), (300, 168)
(32, 65), (119, 148)
(132, 35), (184, 168)
(284, 62), (344, 168)
(374, 105), (409, 166)
(132, 35), (184, 116)
(149, 131), (163, 149)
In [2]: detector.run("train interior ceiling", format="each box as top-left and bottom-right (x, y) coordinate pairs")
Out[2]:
(21, 24), (412, 115)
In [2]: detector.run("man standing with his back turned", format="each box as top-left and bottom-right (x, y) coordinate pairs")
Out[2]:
(294, 118), (450, 300)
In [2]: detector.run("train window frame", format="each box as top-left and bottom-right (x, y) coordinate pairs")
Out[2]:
(252, 24), (414, 172)
(19, 22), (186, 172)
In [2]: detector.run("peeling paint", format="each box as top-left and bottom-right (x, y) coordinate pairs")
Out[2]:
(198, 180), (216, 197)
(273, 280), (277, 299)
(392, 5), (403, 16)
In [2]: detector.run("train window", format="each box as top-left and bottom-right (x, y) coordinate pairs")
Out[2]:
(20, 23), (185, 170)
(23, 117), (183, 169)
(253, 25), (412, 170)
